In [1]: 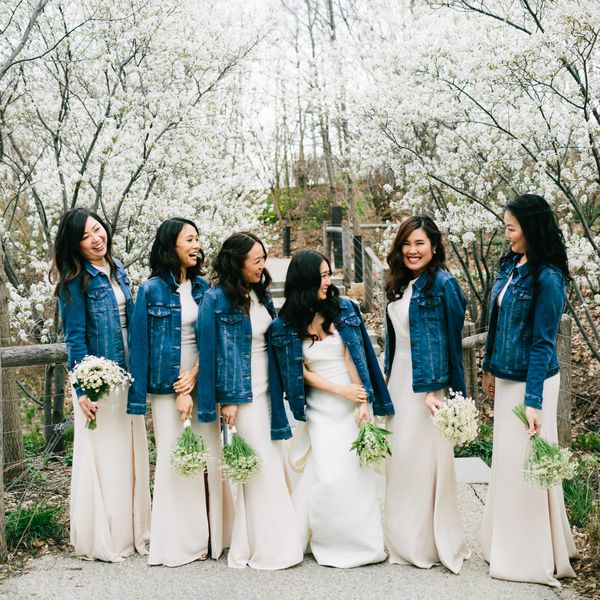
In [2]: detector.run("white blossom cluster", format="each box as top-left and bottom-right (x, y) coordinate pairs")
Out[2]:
(523, 447), (578, 490)
(350, 411), (393, 468)
(431, 389), (479, 448)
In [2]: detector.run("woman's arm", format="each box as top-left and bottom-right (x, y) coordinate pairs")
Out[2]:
(196, 291), (218, 423)
(303, 348), (367, 403)
(127, 284), (150, 415)
(443, 276), (467, 397)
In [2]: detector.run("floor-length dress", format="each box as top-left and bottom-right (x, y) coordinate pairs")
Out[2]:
(148, 280), (233, 567)
(289, 328), (386, 568)
(70, 265), (151, 562)
(481, 282), (577, 586)
(227, 291), (303, 570)
(384, 279), (470, 574)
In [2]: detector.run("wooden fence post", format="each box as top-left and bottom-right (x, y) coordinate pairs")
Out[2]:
(461, 321), (478, 404)
(0, 352), (7, 562)
(556, 314), (572, 448)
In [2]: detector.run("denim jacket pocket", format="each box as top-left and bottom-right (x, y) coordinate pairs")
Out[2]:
(86, 286), (110, 309)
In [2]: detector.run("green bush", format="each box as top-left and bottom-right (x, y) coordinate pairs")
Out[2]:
(454, 423), (493, 466)
(5, 503), (65, 550)
(563, 456), (600, 529)
(572, 432), (600, 454)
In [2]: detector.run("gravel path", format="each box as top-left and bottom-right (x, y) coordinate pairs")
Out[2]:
(0, 484), (579, 600)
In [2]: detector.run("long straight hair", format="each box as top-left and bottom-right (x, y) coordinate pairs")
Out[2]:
(278, 250), (340, 341)
(51, 207), (116, 299)
(504, 194), (571, 288)
(212, 232), (271, 313)
(149, 218), (205, 284)
(385, 216), (447, 301)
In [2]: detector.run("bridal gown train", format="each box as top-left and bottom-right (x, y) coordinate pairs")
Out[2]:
(289, 329), (386, 568)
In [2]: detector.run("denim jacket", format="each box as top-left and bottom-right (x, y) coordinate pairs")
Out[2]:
(482, 254), (566, 409)
(269, 297), (394, 422)
(196, 285), (292, 441)
(59, 259), (134, 398)
(127, 274), (209, 414)
(384, 269), (467, 397)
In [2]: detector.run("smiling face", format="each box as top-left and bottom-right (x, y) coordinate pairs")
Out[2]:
(401, 227), (434, 277)
(79, 217), (108, 266)
(317, 260), (331, 300)
(504, 210), (527, 255)
(241, 242), (266, 285)
(174, 224), (201, 271)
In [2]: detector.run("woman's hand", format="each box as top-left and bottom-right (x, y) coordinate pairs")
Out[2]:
(176, 393), (193, 421)
(355, 402), (371, 425)
(173, 364), (199, 395)
(221, 404), (238, 429)
(483, 371), (495, 399)
(338, 383), (368, 403)
(525, 406), (542, 436)
(78, 395), (98, 422)
(425, 391), (442, 415)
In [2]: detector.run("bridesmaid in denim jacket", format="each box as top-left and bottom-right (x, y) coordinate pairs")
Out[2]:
(53, 207), (151, 562)
(383, 216), (470, 574)
(481, 194), (577, 586)
(128, 218), (233, 566)
(196, 232), (302, 570)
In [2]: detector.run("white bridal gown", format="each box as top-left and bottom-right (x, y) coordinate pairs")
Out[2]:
(148, 279), (233, 567)
(227, 290), (303, 569)
(384, 279), (470, 574)
(70, 264), (151, 562)
(289, 328), (386, 568)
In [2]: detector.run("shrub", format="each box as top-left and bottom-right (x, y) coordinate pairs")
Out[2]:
(5, 503), (65, 550)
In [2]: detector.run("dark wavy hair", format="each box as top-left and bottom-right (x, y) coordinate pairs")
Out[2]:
(504, 194), (571, 287)
(212, 232), (271, 313)
(51, 207), (116, 299)
(385, 216), (447, 301)
(149, 218), (205, 283)
(278, 250), (340, 341)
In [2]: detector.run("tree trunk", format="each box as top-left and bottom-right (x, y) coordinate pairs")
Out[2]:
(0, 242), (25, 483)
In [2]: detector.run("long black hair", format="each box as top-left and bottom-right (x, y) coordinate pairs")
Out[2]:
(212, 232), (271, 313)
(385, 215), (447, 301)
(149, 218), (205, 283)
(504, 194), (571, 286)
(278, 250), (340, 341)
(51, 207), (116, 299)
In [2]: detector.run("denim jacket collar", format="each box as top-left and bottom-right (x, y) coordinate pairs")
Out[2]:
(412, 271), (429, 292)
(84, 261), (105, 278)
(501, 253), (530, 279)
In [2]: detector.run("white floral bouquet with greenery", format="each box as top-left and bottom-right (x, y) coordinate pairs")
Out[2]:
(171, 418), (210, 477)
(350, 409), (392, 468)
(71, 355), (133, 430)
(513, 404), (577, 488)
(431, 389), (479, 447)
(222, 430), (261, 484)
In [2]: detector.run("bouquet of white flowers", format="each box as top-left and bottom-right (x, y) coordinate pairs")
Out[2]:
(350, 410), (392, 468)
(171, 418), (210, 477)
(431, 389), (479, 447)
(513, 404), (577, 488)
(71, 355), (133, 430)
(222, 430), (261, 484)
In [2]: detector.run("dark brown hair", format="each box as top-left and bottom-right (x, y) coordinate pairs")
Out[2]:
(212, 232), (271, 313)
(385, 216), (447, 301)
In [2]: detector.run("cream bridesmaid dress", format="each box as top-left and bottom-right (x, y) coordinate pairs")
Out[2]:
(148, 279), (233, 567)
(384, 279), (470, 574)
(70, 264), (151, 562)
(227, 291), (303, 569)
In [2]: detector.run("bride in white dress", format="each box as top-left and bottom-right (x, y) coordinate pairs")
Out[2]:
(272, 250), (393, 568)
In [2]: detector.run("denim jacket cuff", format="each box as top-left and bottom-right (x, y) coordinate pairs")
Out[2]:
(524, 393), (543, 410)
(127, 403), (146, 415)
(271, 425), (292, 441)
(198, 409), (217, 423)
(74, 384), (85, 399)
(482, 357), (490, 372)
